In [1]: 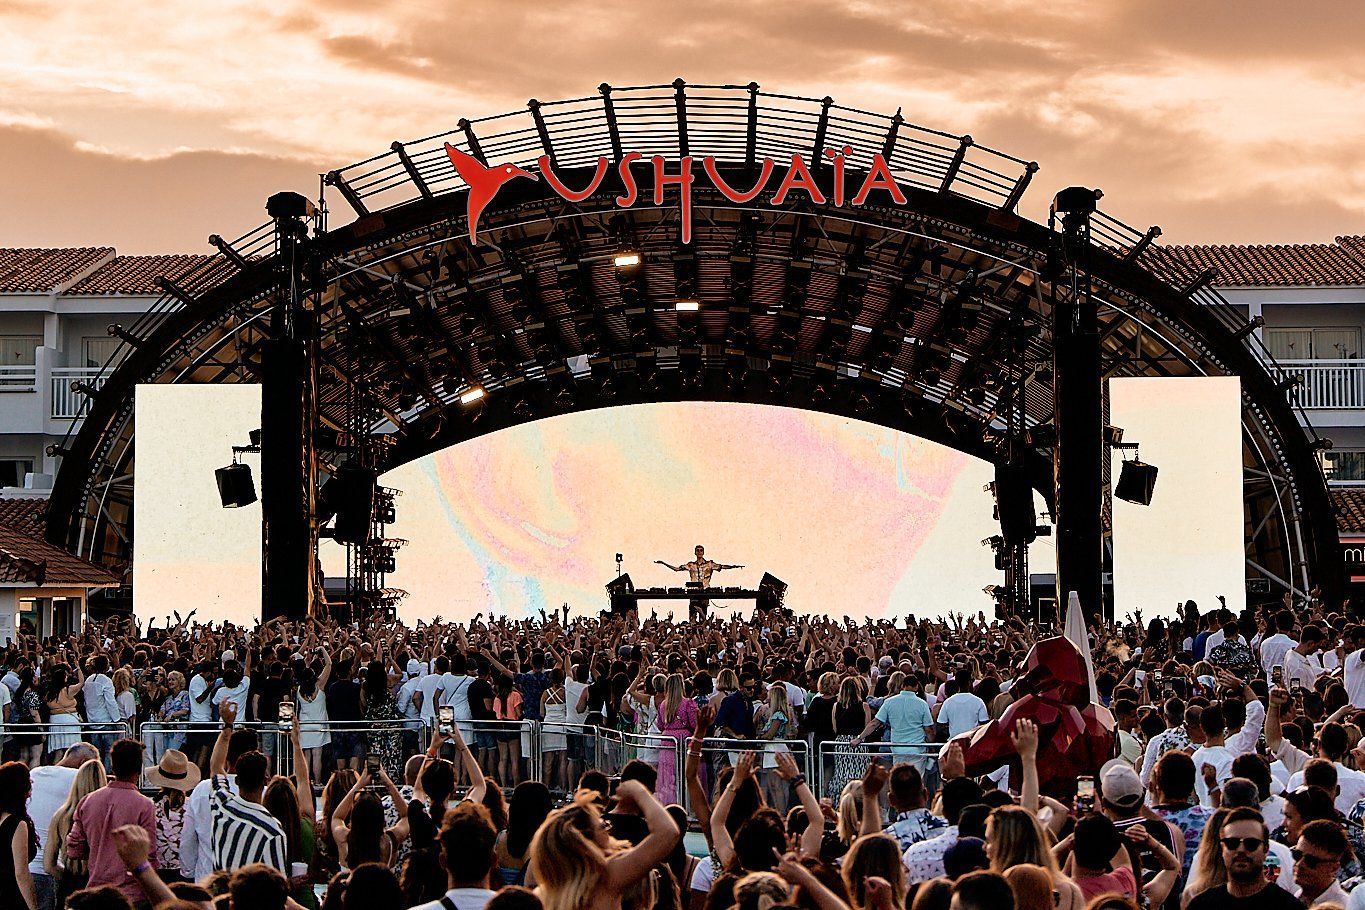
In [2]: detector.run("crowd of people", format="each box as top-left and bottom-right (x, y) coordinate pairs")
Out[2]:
(0, 594), (1360, 910)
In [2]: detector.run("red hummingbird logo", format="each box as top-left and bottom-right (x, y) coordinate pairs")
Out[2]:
(444, 143), (538, 244)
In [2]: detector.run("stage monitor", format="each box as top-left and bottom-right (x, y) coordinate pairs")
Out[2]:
(134, 384), (262, 625)
(1109, 377), (1244, 620)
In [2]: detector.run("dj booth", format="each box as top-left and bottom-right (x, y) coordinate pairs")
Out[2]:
(604, 572), (787, 614)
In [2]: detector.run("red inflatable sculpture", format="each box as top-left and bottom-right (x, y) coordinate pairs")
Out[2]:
(948, 635), (1114, 796)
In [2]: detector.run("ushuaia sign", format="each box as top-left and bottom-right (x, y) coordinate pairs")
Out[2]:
(445, 144), (909, 245)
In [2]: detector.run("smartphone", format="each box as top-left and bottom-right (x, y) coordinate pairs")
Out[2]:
(1077, 776), (1095, 812)
(1272, 666), (1283, 686)
(1152, 671), (1163, 689)
(1292, 682), (1305, 701)
(366, 753), (382, 774)
(437, 705), (454, 736)
(278, 701), (294, 727)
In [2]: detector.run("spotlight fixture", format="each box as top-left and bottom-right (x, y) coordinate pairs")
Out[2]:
(459, 386), (486, 405)
(613, 252), (641, 268)
(675, 300), (701, 312)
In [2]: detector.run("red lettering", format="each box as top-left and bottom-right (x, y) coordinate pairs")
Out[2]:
(852, 154), (908, 206)
(703, 156), (775, 203)
(615, 152), (642, 206)
(652, 155), (695, 244)
(538, 155), (608, 202)
(771, 155), (826, 206)
(824, 146), (852, 207)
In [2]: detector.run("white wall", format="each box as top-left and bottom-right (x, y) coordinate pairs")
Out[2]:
(133, 384), (261, 624)
(1110, 377), (1245, 620)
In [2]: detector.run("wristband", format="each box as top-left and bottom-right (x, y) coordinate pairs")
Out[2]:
(133, 861), (152, 876)
(791, 774), (807, 788)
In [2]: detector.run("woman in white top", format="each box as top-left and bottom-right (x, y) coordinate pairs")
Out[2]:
(296, 652), (333, 782)
(112, 669), (137, 730)
(540, 669), (568, 795)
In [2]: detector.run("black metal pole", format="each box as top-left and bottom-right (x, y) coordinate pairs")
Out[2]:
(1051, 187), (1106, 624)
(261, 192), (315, 621)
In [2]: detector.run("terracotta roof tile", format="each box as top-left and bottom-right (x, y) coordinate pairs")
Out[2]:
(1165, 237), (1365, 287)
(1335, 488), (1365, 533)
(67, 253), (221, 295)
(0, 505), (118, 587)
(0, 248), (114, 293)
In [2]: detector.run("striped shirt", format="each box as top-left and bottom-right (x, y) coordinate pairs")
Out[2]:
(209, 774), (287, 873)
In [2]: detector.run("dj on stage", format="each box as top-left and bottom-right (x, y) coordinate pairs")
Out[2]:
(655, 544), (743, 618)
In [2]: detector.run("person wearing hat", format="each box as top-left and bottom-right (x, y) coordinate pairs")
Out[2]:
(1098, 758), (1184, 895)
(145, 749), (202, 882)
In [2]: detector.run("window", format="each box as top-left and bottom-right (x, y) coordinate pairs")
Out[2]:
(1323, 450), (1365, 484)
(0, 336), (40, 366)
(0, 459), (34, 487)
(1267, 327), (1361, 360)
(82, 336), (120, 369)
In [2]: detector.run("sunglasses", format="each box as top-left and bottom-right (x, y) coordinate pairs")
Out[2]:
(1291, 848), (1336, 869)
(1221, 837), (1266, 852)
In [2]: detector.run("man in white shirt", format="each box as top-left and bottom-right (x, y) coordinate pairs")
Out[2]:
(1266, 686), (1365, 815)
(1191, 702), (1234, 808)
(180, 726), (257, 881)
(935, 671), (989, 739)
(211, 661), (251, 725)
(414, 656), (449, 728)
(28, 743), (97, 910)
(408, 801), (500, 910)
(1339, 626), (1365, 709)
(1260, 612), (1298, 682)
(186, 662), (219, 771)
(82, 654), (121, 766)
(1284, 627), (1328, 693)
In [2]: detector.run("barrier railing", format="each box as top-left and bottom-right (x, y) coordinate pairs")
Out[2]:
(817, 740), (945, 796)
(2, 719), (132, 758)
(689, 737), (812, 816)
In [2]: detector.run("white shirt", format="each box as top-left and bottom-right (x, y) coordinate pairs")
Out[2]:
(181, 772), (239, 881)
(936, 692), (989, 738)
(441, 673), (479, 719)
(212, 678), (251, 724)
(1, 670), (19, 694)
(82, 672), (119, 724)
(1296, 880), (1349, 908)
(1260, 634), (1296, 680)
(1278, 740), (1365, 816)
(1261, 795), (1286, 833)
(188, 676), (215, 723)
(1283, 648), (1325, 691)
(415, 673), (444, 724)
(781, 681), (806, 712)
(26, 765), (78, 874)
(1225, 700), (1266, 757)
(397, 676), (422, 722)
(410, 888), (497, 910)
(0, 683), (10, 733)
(1345, 649), (1365, 708)
(1190, 743), (1234, 808)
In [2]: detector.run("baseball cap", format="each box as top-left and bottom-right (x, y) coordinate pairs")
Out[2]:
(406, 659), (422, 677)
(1100, 758), (1144, 809)
(221, 649), (235, 666)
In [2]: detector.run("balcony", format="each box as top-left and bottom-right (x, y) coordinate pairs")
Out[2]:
(1278, 359), (1365, 409)
(49, 367), (106, 419)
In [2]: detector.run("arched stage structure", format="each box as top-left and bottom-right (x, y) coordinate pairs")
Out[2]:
(44, 81), (1342, 620)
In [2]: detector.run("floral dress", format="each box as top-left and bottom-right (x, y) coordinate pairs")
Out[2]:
(363, 689), (402, 776)
(155, 798), (186, 874)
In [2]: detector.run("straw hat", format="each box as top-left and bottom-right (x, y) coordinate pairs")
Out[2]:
(145, 750), (201, 791)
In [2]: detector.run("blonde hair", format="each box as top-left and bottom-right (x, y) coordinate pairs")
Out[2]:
(837, 779), (864, 844)
(113, 668), (133, 695)
(987, 806), (1060, 876)
(885, 671), (905, 694)
(767, 684), (791, 720)
(1186, 809), (1231, 901)
(167, 670), (186, 691)
(734, 871), (790, 910)
(662, 673), (684, 725)
(46, 758), (107, 873)
(529, 795), (612, 910)
(838, 676), (863, 711)
(843, 833), (907, 910)
(818, 672), (839, 699)
(717, 668), (739, 692)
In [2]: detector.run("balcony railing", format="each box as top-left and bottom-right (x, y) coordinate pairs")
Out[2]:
(0, 365), (38, 391)
(50, 367), (107, 419)
(1278, 359), (1365, 409)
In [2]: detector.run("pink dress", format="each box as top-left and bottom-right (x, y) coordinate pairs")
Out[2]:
(655, 697), (698, 804)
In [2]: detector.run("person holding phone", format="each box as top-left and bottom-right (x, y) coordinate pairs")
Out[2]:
(329, 762), (410, 871)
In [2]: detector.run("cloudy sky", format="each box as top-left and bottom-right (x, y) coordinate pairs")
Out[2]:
(3, 1), (1364, 253)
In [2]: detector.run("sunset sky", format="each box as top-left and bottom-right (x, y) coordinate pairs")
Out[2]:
(3, 2), (1365, 253)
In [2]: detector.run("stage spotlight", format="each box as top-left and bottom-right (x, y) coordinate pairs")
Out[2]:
(459, 386), (486, 405)
(613, 251), (641, 268)
(1114, 459), (1158, 506)
(215, 462), (257, 508)
(675, 300), (701, 312)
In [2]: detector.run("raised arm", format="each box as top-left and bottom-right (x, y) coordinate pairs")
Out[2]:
(448, 722), (487, 804)
(859, 760), (889, 838)
(686, 704), (714, 847)
(603, 780), (681, 893)
(1010, 718), (1039, 813)
(709, 751), (755, 867)
(289, 710), (315, 820)
(112, 825), (175, 909)
(209, 700), (239, 776)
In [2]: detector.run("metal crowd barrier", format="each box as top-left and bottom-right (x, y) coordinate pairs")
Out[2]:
(817, 740), (946, 796)
(1, 720), (132, 758)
